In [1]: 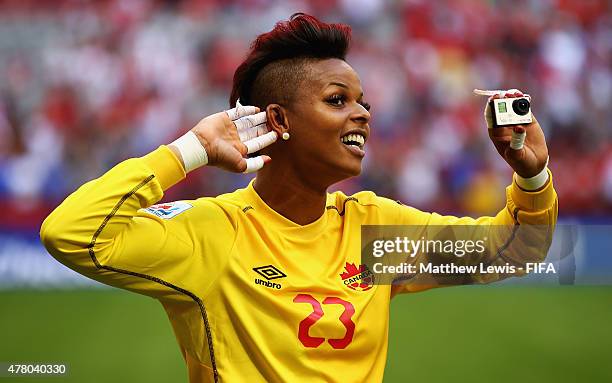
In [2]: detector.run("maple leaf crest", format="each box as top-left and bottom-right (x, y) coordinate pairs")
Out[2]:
(340, 262), (366, 280)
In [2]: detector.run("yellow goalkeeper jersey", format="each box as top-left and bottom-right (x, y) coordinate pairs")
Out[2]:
(40, 146), (558, 383)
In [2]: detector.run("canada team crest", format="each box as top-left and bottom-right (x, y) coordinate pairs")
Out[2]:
(340, 263), (374, 291)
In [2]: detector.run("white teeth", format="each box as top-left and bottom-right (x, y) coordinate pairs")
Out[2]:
(340, 133), (365, 147)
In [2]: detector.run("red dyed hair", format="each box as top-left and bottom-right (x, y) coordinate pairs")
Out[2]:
(229, 13), (352, 107)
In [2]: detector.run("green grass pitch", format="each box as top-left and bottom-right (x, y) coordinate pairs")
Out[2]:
(1, 286), (610, 382)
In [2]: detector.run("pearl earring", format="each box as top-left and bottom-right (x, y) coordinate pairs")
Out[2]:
(282, 132), (290, 141)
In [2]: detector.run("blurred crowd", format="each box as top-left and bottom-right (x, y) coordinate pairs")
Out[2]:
(0, 0), (610, 229)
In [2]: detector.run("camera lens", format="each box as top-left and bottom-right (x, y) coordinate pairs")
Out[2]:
(512, 98), (530, 116)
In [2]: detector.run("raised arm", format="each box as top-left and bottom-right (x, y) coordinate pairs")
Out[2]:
(390, 90), (558, 295)
(40, 102), (277, 301)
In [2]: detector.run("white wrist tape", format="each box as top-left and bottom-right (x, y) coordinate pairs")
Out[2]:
(170, 131), (208, 173)
(515, 157), (549, 191)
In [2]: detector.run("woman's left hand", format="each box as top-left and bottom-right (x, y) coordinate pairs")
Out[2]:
(485, 90), (549, 178)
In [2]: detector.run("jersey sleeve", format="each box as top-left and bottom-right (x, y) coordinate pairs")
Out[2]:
(388, 170), (558, 296)
(40, 146), (236, 302)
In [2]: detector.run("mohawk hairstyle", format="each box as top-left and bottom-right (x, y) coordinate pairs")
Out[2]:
(230, 13), (352, 108)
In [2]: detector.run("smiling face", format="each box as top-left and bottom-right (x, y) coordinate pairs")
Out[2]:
(271, 58), (371, 185)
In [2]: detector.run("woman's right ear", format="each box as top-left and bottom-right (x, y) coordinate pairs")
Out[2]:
(266, 104), (290, 139)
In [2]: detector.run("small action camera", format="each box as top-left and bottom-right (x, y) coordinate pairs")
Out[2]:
(491, 97), (532, 126)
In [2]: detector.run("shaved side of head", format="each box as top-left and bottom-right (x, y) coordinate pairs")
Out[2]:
(249, 58), (316, 109)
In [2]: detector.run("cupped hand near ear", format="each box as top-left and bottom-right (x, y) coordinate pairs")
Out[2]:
(191, 101), (278, 173)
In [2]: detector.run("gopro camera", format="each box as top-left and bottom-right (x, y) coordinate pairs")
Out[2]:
(491, 97), (532, 126)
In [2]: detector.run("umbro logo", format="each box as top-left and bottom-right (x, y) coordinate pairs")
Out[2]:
(253, 265), (287, 280)
(253, 265), (286, 290)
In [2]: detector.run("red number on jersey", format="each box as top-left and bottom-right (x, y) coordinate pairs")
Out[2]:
(293, 294), (356, 349)
(322, 297), (356, 349)
(293, 294), (325, 348)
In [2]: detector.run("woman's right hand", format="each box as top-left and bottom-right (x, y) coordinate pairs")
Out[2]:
(175, 101), (278, 173)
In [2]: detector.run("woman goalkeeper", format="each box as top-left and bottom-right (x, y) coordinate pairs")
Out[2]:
(41, 13), (557, 383)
